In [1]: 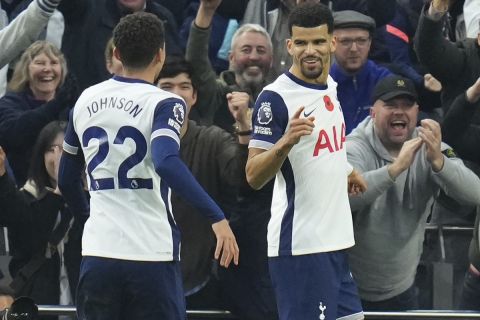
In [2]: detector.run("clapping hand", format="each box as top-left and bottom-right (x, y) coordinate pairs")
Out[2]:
(418, 119), (444, 172)
(348, 169), (367, 195)
(388, 137), (423, 179)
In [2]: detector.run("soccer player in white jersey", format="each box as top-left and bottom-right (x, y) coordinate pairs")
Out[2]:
(246, 3), (367, 320)
(57, 12), (239, 320)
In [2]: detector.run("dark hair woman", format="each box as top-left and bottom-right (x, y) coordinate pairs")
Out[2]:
(0, 121), (85, 318)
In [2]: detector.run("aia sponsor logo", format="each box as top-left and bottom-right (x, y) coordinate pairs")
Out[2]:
(313, 123), (346, 156)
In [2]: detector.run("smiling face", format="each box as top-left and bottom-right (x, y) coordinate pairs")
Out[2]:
(371, 96), (419, 152)
(157, 72), (197, 113)
(28, 52), (62, 101)
(229, 30), (272, 89)
(287, 24), (335, 84)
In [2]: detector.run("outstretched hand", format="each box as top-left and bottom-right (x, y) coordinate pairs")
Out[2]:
(212, 219), (239, 268)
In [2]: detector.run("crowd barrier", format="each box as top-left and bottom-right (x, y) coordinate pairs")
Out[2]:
(21, 224), (478, 319)
(36, 305), (480, 319)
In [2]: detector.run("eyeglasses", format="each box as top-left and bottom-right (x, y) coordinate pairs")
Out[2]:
(337, 37), (371, 48)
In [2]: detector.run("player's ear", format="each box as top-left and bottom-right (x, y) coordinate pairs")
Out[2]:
(192, 88), (197, 106)
(369, 106), (375, 118)
(286, 38), (293, 55)
(113, 47), (122, 63)
(330, 34), (336, 53)
(154, 47), (165, 71)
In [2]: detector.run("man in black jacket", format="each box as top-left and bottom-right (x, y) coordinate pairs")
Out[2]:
(157, 55), (277, 320)
(58, 0), (182, 91)
(442, 77), (480, 310)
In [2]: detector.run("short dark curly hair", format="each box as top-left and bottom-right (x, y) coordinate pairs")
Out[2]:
(288, 2), (334, 36)
(157, 55), (197, 90)
(113, 12), (165, 70)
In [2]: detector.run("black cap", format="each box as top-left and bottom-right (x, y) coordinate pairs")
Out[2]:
(333, 10), (376, 33)
(371, 75), (418, 103)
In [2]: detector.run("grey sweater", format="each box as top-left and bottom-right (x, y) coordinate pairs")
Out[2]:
(346, 117), (480, 301)
(0, 0), (61, 68)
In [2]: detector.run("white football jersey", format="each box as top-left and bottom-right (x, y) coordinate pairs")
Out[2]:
(249, 72), (355, 257)
(63, 76), (187, 261)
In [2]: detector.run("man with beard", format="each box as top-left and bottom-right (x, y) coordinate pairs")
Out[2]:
(243, 0), (397, 82)
(185, 0), (272, 133)
(346, 75), (480, 311)
(246, 2), (367, 319)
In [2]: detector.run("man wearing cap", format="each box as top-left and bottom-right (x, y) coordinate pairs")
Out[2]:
(330, 10), (391, 134)
(346, 75), (480, 311)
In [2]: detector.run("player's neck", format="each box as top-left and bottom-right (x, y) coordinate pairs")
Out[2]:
(123, 68), (156, 84)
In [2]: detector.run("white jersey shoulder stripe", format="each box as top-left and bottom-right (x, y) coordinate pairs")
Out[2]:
(249, 139), (274, 150)
(151, 128), (180, 146)
(63, 141), (78, 155)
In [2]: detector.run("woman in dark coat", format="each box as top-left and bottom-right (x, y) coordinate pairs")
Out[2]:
(0, 121), (84, 318)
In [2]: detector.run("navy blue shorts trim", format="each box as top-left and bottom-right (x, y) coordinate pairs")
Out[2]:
(76, 256), (186, 320)
(269, 250), (364, 320)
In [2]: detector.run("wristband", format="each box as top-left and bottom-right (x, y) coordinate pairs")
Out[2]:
(235, 129), (252, 136)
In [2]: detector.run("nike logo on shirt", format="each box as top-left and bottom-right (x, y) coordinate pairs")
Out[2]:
(303, 108), (316, 117)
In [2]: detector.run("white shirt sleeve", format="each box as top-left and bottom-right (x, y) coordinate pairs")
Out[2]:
(0, 0), (61, 68)
(464, 0), (480, 38)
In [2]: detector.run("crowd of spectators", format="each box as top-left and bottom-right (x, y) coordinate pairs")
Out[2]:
(0, 0), (479, 318)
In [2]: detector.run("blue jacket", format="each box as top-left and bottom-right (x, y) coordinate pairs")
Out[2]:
(330, 60), (391, 134)
(0, 90), (68, 185)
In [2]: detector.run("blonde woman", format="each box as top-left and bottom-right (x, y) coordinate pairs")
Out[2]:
(0, 40), (78, 186)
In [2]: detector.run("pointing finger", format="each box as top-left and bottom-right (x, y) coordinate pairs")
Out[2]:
(292, 106), (305, 119)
